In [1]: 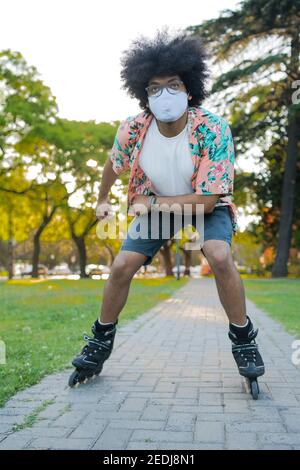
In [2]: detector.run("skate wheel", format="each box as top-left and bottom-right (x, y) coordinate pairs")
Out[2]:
(85, 370), (94, 381)
(68, 370), (80, 388)
(95, 365), (103, 377)
(249, 379), (259, 400)
(69, 369), (88, 387)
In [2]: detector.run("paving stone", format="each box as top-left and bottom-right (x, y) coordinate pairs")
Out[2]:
(280, 414), (300, 432)
(108, 420), (164, 430)
(69, 420), (107, 439)
(126, 441), (159, 450)
(92, 428), (132, 450)
(226, 422), (286, 433)
(130, 430), (193, 443)
(195, 421), (225, 443)
(0, 434), (32, 450)
(258, 433), (300, 446)
(141, 405), (170, 421)
(165, 413), (196, 432)
(52, 411), (87, 427)
(226, 432), (258, 450)
(119, 398), (148, 412)
(28, 437), (94, 450)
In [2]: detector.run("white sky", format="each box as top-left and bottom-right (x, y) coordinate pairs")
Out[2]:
(1, 0), (240, 122)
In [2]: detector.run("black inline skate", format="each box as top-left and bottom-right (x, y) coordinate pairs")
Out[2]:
(228, 316), (265, 400)
(68, 319), (118, 387)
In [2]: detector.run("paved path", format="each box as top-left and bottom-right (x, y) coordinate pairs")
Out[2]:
(0, 278), (300, 450)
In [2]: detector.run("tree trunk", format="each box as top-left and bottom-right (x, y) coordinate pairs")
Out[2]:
(73, 235), (88, 278)
(182, 248), (192, 276)
(7, 241), (14, 280)
(272, 32), (299, 277)
(31, 207), (57, 278)
(0, 241), (7, 270)
(32, 233), (41, 278)
(7, 205), (14, 280)
(160, 241), (173, 276)
(68, 214), (97, 278)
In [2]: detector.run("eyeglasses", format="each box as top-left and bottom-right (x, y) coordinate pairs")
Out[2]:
(145, 80), (185, 97)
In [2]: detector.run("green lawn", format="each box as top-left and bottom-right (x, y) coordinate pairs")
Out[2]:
(0, 277), (187, 407)
(244, 279), (300, 338)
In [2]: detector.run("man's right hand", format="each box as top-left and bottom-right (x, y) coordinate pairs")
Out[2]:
(95, 198), (113, 221)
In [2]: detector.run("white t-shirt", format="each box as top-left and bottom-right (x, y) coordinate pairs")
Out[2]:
(139, 118), (194, 196)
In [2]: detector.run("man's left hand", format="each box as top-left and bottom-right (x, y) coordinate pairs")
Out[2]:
(130, 194), (151, 215)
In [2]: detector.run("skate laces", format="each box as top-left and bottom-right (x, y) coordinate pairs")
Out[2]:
(229, 327), (260, 364)
(228, 326), (258, 345)
(232, 342), (259, 364)
(81, 334), (112, 354)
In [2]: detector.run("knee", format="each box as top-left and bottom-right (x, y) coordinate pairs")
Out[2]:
(206, 247), (233, 273)
(110, 255), (134, 282)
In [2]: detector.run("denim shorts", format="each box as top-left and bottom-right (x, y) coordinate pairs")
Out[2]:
(120, 206), (233, 266)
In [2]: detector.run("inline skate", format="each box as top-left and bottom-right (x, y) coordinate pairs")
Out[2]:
(68, 319), (118, 387)
(228, 316), (265, 399)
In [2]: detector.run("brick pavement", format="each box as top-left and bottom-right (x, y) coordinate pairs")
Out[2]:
(0, 278), (299, 450)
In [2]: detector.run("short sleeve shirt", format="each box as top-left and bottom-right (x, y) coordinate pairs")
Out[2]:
(109, 105), (238, 234)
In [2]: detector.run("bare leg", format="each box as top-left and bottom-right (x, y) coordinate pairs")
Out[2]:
(99, 251), (148, 323)
(202, 240), (247, 325)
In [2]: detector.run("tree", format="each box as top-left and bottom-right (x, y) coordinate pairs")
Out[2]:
(26, 181), (68, 277)
(188, 0), (300, 276)
(0, 49), (60, 277)
(159, 241), (174, 276)
(49, 118), (120, 278)
(0, 169), (41, 278)
(0, 49), (57, 190)
(232, 230), (265, 274)
(65, 206), (98, 278)
(16, 115), (120, 277)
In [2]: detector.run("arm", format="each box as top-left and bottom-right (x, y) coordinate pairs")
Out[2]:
(155, 193), (219, 214)
(97, 157), (119, 203)
(96, 158), (119, 220)
(131, 193), (219, 216)
(96, 118), (132, 219)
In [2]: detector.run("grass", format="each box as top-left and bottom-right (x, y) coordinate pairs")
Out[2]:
(244, 279), (300, 338)
(0, 277), (187, 407)
(11, 399), (55, 432)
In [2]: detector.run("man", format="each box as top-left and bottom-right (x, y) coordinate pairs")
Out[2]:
(69, 31), (265, 388)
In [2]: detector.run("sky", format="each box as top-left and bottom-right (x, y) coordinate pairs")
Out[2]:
(0, 0), (240, 122)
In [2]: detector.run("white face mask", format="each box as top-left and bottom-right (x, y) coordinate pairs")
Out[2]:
(148, 88), (189, 123)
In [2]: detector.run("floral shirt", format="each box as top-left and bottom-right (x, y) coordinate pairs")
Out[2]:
(109, 105), (239, 234)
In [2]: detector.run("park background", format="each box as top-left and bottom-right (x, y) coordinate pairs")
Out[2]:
(0, 0), (299, 406)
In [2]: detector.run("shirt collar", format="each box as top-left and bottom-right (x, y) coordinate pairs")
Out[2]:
(133, 105), (209, 134)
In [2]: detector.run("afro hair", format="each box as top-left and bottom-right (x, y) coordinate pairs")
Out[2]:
(120, 28), (210, 111)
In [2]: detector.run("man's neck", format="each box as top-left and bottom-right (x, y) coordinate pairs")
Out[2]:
(155, 110), (188, 138)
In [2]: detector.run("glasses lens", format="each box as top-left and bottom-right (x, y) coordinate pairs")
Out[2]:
(166, 81), (182, 94)
(148, 85), (162, 97)
(147, 81), (183, 96)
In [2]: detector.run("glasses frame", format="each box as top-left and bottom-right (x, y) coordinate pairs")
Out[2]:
(145, 80), (185, 97)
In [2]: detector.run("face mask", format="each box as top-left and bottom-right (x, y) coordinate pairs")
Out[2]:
(148, 88), (189, 123)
